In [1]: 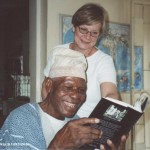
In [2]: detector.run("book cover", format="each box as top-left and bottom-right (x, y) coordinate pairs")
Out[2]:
(83, 95), (148, 150)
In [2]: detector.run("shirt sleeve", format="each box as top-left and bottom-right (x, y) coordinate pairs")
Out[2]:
(97, 55), (117, 85)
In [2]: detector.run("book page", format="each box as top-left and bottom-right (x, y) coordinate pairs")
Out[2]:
(105, 97), (140, 112)
(134, 94), (148, 112)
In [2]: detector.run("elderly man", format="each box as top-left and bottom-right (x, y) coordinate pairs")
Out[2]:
(0, 48), (126, 150)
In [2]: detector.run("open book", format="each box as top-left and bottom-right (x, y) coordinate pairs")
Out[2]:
(83, 94), (148, 150)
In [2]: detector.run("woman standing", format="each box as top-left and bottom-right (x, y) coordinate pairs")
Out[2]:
(43, 3), (119, 118)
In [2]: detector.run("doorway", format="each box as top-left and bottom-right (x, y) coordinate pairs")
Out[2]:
(0, 0), (29, 99)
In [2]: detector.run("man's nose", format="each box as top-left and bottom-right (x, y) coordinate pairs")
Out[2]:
(70, 89), (80, 98)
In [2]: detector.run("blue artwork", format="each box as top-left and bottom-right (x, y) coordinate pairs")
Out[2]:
(134, 46), (143, 90)
(97, 23), (131, 92)
(61, 15), (74, 43)
(61, 15), (143, 91)
(64, 28), (74, 43)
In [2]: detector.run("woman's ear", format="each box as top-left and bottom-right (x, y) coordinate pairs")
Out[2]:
(72, 26), (75, 32)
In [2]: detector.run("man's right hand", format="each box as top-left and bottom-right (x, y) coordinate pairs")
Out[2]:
(48, 118), (102, 149)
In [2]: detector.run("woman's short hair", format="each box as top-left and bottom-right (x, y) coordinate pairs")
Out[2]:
(72, 3), (109, 34)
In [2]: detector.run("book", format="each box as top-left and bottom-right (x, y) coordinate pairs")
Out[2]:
(83, 94), (148, 150)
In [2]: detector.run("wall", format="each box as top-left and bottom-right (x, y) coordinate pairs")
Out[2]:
(29, 0), (47, 102)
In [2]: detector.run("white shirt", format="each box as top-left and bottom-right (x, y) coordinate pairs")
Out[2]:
(78, 49), (116, 117)
(39, 105), (68, 147)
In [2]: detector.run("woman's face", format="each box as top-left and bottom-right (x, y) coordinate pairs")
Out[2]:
(73, 23), (101, 50)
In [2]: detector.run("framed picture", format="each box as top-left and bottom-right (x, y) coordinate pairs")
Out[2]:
(59, 14), (73, 44)
(59, 14), (143, 92)
(97, 22), (131, 92)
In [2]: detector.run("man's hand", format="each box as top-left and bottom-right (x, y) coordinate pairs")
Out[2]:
(100, 135), (127, 150)
(48, 118), (102, 149)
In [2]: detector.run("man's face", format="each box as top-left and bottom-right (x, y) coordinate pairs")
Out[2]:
(49, 76), (87, 120)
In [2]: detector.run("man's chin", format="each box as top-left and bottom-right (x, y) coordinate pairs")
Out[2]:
(64, 112), (77, 118)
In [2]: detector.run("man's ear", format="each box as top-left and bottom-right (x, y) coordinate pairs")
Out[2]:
(45, 77), (53, 93)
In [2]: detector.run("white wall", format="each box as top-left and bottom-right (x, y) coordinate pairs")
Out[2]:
(29, 0), (47, 102)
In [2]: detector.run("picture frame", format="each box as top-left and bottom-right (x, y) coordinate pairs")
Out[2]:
(59, 14), (73, 44)
(97, 22), (131, 92)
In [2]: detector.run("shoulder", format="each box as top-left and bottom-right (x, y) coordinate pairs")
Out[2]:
(3, 103), (40, 127)
(88, 49), (113, 64)
(46, 43), (70, 60)
(10, 103), (39, 116)
(53, 43), (70, 49)
(1, 103), (46, 149)
(1, 103), (42, 137)
(96, 48), (113, 60)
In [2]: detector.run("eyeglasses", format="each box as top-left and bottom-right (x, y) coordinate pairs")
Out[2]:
(78, 26), (99, 37)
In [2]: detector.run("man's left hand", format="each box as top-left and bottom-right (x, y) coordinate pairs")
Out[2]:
(100, 135), (127, 150)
